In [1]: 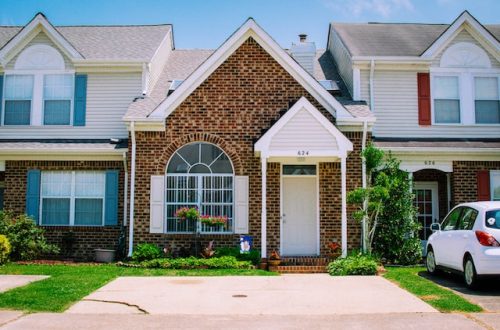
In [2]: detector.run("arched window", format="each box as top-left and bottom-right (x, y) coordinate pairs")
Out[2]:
(165, 142), (234, 233)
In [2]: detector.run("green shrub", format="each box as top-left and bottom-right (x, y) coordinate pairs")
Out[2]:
(0, 212), (59, 261)
(119, 256), (253, 270)
(327, 254), (378, 276)
(0, 234), (11, 264)
(131, 243), (162, 262)
(214, 247), (261, 265)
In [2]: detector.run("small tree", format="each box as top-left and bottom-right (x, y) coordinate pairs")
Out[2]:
(348, 145), (421, 264)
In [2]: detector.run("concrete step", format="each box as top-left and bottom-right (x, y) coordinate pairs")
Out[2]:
(269, 265), (328, 273)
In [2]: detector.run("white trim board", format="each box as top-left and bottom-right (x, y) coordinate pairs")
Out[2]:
(141, 18), (354, 122)
(254, 96), (353, 159)
(0, 13), (83, 66)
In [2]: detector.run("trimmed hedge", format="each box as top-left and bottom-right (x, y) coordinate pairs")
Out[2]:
(327, 254), (378, 276)
(118, 256), (253, 270)
(0, 234), (10, 265)
(214, 247), (261, 265)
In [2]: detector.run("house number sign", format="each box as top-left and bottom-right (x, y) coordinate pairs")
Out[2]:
(297, 150), (310, 156)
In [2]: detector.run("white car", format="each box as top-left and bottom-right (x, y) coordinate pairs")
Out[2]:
(426, 201), (500, 288)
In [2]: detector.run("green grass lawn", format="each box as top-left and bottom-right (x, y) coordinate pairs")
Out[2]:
(384, 266), (482, 313)
(0, 263), (275, 313)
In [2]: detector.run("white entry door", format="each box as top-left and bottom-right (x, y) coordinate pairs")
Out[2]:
(413, 182), (439, 252)
(281, 165), (318, 256)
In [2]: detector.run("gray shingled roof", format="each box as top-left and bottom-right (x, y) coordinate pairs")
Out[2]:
(0, 25), (171, 60)
(126, 48), (372, 119)
(331, 23), (500, 57)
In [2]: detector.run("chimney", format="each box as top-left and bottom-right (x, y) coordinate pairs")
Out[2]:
(290, 34), (316, 75)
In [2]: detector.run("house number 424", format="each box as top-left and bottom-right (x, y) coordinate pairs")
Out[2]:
(297, 150), (310, 156)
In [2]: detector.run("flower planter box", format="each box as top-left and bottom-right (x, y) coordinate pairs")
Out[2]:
(94, 249), (116, 263)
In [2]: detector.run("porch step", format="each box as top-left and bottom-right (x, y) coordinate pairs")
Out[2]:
(280, 257), (331, 266)
(270, 265), (328, 274)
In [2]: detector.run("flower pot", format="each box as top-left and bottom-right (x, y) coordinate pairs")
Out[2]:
(95, 249), (116, 263)
(268, 259), (281, 266)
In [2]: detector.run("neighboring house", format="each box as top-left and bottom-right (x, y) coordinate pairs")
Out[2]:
(328, 11), (500, 246)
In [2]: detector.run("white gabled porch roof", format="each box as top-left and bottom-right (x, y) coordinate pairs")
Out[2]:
(254, 97), (353, 161)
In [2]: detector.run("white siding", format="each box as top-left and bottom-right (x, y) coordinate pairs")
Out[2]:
(6, 31), (73, 70)
(269, 108), (339, 151)
(371, 70), (500, 138)
(431, 28), (500, 69)
(147, 30), (173, 93)
(360, 69), (370, 105)
(328, 28), (353, 96)
(0, 72), (142, 139)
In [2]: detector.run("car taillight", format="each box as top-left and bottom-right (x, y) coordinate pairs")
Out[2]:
(475, 231), (500, 247)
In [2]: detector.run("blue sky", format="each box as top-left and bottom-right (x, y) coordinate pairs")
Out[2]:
(1, 0), (498, 49)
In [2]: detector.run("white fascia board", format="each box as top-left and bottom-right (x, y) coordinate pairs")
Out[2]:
(379, 146), (500, 155)
(352, 56), (431, 63)
(421, 11), (500, 59)
(149, 19), (353, 121)
(0, 14), (83, 65)
(0, 148), (125, 161)
(254, 96), (353, 154)
(124, 120), (165, 131)
(73, 60), (147, 66)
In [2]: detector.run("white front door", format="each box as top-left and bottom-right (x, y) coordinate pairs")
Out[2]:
(281, 165), (318, 256)
(414, 182), (439, 253)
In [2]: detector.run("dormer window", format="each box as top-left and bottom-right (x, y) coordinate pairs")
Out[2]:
(430, 42), (499, 125)
(2, 44), (75, 126)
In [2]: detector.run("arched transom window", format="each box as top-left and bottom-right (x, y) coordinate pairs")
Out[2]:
(165, 142), (234, 233)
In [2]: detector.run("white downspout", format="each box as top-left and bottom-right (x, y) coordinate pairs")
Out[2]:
(361, 120), (368, 253)
(122, 152), (128, 227)
(128, 121), (136, 257)
(369, 59), (375, 112)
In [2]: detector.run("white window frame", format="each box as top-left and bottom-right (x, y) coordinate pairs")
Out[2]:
(491, 170), (500, 202)
(2, 70), (75, 127)
(39, 171), (106, 226)
(430, 67), (500, 126)
(2, 74), (34, 125)
(472, 75), (500, 125)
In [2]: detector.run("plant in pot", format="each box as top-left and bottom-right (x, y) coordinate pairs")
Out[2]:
(268, 250), (281, 266)
(199, 215), (228, 228)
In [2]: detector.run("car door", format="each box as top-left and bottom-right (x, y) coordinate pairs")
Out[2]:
(448, 207), (478, 270)
(433, 207), (462, 267)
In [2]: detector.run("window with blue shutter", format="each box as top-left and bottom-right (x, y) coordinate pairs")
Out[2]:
(26, 169), (41, 223)
(73, 74), (87, 126)
(105, 170), (119, 226)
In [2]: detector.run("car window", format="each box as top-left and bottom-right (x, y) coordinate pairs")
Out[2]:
(485, 209), (500, 229)
(457, 207), (478, 230)
(441, 207), (462, 231)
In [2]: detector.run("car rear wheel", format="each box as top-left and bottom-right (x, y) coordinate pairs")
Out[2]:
(464, 256), (479, 289)
(426, 249), (438, 275)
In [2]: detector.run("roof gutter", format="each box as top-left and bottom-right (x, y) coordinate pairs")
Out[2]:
(128, 121), (137, 257)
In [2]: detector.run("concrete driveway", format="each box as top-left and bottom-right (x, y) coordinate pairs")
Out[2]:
(66, 275), (436, 315)
(421, 271), (500, 312)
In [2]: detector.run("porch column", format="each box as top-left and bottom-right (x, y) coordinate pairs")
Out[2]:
(446, 173), (451, 212)
(261, 156), (267, 259)
(408, 172), (413, 192)
(341, 156), (347, 257)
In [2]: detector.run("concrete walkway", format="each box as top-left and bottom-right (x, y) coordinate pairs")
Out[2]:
(0, 275), (49, 293)
(0, 312), (493, 330)
(66, 275), (436, 315)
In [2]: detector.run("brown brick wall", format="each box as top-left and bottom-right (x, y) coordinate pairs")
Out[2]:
(3, 160), (124, 260)
(130, 37), (365, 257)
(413, 169), (450, 220)
(453, 161), (500, 204)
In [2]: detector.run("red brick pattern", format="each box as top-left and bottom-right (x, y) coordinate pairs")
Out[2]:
(453, 161), (500, 205)
(130, 38), (365, 257)
(3, 160), (124, 260)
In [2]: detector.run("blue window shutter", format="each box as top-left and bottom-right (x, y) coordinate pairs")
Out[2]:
(73, 74), (87, 126)
(105, 170), (119, 226)
(0, 75), (3, 124)
(26, 169), (41, 223)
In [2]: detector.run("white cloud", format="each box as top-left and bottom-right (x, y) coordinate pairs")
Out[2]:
(322, 0), (415, 18)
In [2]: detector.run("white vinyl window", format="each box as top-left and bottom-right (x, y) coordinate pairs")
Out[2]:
(433, 76), (460, 124)
(165, 143), (234, 234)
(40, 171), (105, 226)
(475, 77), (500, 124)
(492, 171), (500, 202)
(3, 75), (34, 125)
(43, 74), (73, 125)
